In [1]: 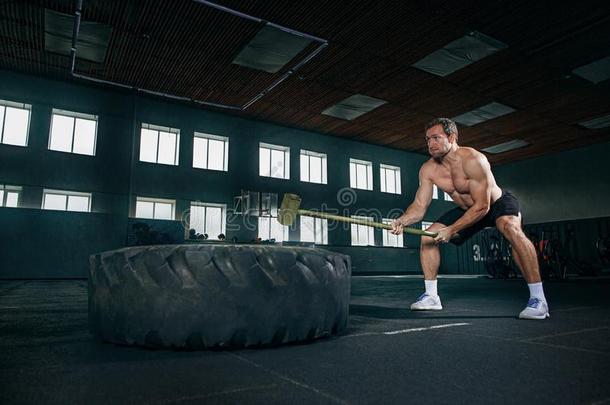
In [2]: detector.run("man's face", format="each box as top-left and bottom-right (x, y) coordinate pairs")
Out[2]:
(425, 124), (453, 158)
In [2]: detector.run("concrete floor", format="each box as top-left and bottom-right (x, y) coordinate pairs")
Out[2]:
(1, 276), (609, 404)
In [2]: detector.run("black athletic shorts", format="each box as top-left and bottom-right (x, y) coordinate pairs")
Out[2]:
(434, 190), (520, 246)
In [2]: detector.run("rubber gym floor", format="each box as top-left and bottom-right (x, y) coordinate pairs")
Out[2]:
(1, 275), (609, 405)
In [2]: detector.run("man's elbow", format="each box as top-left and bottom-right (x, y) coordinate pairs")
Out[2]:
(475, 204), (490, 217)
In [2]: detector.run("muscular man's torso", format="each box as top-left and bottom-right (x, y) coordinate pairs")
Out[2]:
(423, 147), (502, 210)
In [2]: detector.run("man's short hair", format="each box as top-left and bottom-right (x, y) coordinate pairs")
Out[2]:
(425, 118), (458, 141)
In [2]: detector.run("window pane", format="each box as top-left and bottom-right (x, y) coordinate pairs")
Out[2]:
(67, 195), (90, 212)
(356, 164), (367, 189)
(44, 194), (67, 210)
(321, 219), (328, 244)
(136, 201), (154, 219)
(314, 218), (326, 244)
(208, 139), (225, 171)
(386, 169), (396, 193)
(157, 131), (177, 165)
(193, 137), (208, 169)
(258, 216), (270, 239)
(140, 129), (158, 163)
(73, 118), (96, 155)
(432, 185), (438, 199)
(310, 156), (322, 183)
(358, 224), (368, 244)
(270, 219), (286, 242)
(0, 107), (5, 141)
(300, 154), (309, 182)
(367, 165), (373, 190)
(259, 147), (270, 177)
(380, 168), (387, 192)
(154, 202), (173, 220)
(270, 149), (285, 178)
(349, 163), (356, 188)
(205, 207), (223, 239)
(49, 114), (74, 152)
(300, 216), (314, 242)
(189, 205), (205, 234)
(3, 107), (29, 146)
(0, 190), (4, 207)
(321, 157), (327, 184)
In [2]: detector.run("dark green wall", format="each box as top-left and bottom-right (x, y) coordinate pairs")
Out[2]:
(0, 70), (460, 279)
(494, 141), (610, 224)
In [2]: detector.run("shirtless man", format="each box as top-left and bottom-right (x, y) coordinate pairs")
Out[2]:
(391, 118), (549, 319)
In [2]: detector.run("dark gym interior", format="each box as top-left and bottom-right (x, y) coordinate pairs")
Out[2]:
(1, 1), (610, 404)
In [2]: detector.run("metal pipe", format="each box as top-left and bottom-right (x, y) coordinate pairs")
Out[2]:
(69, 0), (83, 73)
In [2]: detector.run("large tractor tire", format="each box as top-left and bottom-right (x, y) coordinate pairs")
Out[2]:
(89, 244), (351, 349)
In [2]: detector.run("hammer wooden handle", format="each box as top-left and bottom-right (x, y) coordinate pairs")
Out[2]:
(298, 209), (438, 238)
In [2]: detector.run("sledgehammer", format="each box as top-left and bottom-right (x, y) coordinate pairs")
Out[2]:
(278, 193), (438, 238)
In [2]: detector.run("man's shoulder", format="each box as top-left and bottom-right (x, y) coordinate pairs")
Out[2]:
(458, 147), (488, 163)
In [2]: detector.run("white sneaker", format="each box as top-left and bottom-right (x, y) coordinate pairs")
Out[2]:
(519, 298), (550, 319)
(410, 293), (443, 311)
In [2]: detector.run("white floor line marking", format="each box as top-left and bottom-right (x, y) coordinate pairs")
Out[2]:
(346, 322), (471, 338)
(520, 326), (609, 342)
(230, 353), (350, 405)
(156, 384), (279, 404)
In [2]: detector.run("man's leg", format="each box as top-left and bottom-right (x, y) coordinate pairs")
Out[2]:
(496, 214), (549, 319)
(411, 222), (446, 311)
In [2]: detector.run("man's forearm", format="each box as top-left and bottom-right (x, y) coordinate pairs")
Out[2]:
(399, 205), (425, 226)
(449, 206), (488, 233)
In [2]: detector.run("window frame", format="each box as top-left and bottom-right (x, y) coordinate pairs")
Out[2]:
(139, 123), (180, 166)
(48, 108), (98, 156)
(300, 216), (328, 244)
(189, 202), (227, 239)
(350, 215), (375, 246)
(193, 132), (229, 171)
(42, 189), (92, 212)
(349, 158), (373, 191)
(259, 142), (290, 180)
(379, 163), (401, 194)
(300, 149), (328, 184)
(0, 99), (32, 147)
(0, 185), (21, 208)
(135, 196), (176, 220)
(382, 218), (404, 247)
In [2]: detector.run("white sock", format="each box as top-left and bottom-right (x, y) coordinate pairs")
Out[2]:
(424, 279), (438, 297)
(528, 282), (546, 302)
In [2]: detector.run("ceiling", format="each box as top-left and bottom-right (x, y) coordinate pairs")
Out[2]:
(2, 0), (610, 164)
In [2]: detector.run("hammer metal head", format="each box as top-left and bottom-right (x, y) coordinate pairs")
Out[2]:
(278, 193), (302, 226)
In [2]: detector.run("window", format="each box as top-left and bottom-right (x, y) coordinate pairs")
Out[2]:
(300, 149), (327, 184)
(382, 218), (403, 247)
(444, 191), (453, 201)
(0, 185), (21, 207)
(135, 197), (175, 220)
(258, 216), (289, 242)
(432, 185), (439, 199)
(189, 202), (226, 239)
(421, 221), (434, 231)
(349, 158), (373, 190)
(193, 132), (228, 171)
(380, 164), (401, 194)
(259, 143), (290, 179)
(351, 215), (375, 246)
(139, 123), (180, 165)
(300, 216), (328, 244)
(0, 99), (31, 147)
(49, 109), (97, 155)
(42, 189), (91, 212)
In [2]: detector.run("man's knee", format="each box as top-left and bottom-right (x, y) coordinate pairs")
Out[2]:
(497, 216), (524, 241)
(421, 222), (445, 247)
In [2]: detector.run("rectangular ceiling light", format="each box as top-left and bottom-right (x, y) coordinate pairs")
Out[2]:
(232, 24), (313, 73)
(321, 94), (388, 121)
(412, 31), (508, 77)
(482, 139), (529, 154)
(452, 102), (515, 126)
(579, 114), (610, 129)
(572, 56), (610, 84)
(44, 9), (112, 63)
